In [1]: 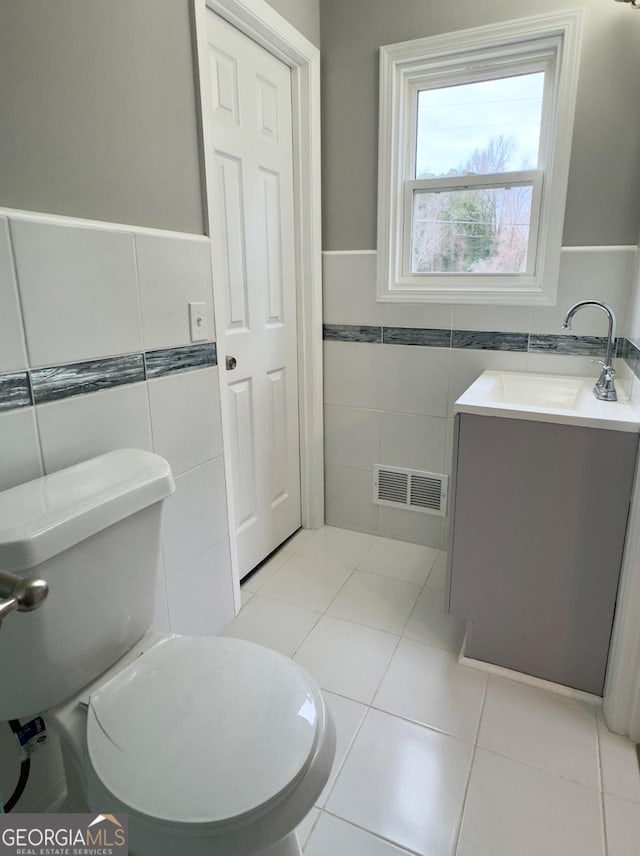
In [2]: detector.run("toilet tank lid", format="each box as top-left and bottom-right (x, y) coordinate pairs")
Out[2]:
(0, 450), (175, 571)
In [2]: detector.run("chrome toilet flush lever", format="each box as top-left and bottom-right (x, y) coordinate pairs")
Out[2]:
(0, 569), (49, 628)
(562, 300), (618, 402)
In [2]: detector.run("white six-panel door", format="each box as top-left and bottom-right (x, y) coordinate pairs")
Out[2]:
(206, 11), (301, 578)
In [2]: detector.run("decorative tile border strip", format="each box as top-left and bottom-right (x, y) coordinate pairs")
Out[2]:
(452, 330), (528, 352)
(324, 324), (637, 369)
(0, 372), (32, 412)
(323, 323), (624, 356)
(145, 343), (217, 379)
(0, 342), (217, 411)
(384, 326), (451, 347)
(322, 324), (382, 343)
(528, 334), (609, 356)
(627, 340), (640, 380)
(31, 354), (145, 405)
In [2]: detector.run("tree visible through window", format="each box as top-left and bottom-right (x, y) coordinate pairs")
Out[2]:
(412, 135), (534, 274)
(409, 72), (544, 276)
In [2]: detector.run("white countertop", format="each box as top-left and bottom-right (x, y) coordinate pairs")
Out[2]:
(454, 370), (640, 433)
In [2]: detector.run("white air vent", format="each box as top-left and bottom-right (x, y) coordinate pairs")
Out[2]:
(373, 465), (448, 516)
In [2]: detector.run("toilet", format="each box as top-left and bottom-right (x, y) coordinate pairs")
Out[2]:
(0, 450), (335, 856)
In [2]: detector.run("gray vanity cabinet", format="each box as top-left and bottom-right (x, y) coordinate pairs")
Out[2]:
(447, 412), (638, 695)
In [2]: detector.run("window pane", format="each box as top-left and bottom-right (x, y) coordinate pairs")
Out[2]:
(415, 73), (544, 179)
(412, 185), (533, 274)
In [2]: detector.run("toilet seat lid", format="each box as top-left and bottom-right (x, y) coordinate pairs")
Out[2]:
(86, 635), (321, 826)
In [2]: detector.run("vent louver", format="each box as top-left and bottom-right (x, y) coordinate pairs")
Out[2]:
(374, 465), (448, 516)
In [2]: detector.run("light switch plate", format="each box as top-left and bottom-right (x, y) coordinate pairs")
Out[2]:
(189, 302), (208, 342)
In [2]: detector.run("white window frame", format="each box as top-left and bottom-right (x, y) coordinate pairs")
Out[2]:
(376, 10), (584, 305)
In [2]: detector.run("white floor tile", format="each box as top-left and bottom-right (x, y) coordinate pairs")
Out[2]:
(478, 677), (600, 789)
(427, 551), (448, 589)
(281, 528), (317, 554)
(222, 594), (320, 657)
(327, 570), (421, 635)
(297, 807), (320, 849)
(240, 589), (253, 606)
(305, 813), (414, 855)
(357, 536), (439, 585)
(325, 708), (473, 856)
(241, 550), (291, 593)
(294, 615), (398, 704)
(403, 585), (465, 653)
(297, 526), (377, 568)
(259, 554), (353, 612)
(456, 748), (605, 856)
(598, 716), (640, 803)
(316, 692), (367, 807)
(374, 638), (486, 743)
(604, 793), (640, 856)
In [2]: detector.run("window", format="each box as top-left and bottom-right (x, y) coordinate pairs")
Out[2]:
(376, 11), (583, 304)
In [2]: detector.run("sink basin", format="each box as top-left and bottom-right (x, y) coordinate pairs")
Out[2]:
(482, 372), (585, 409)
(455, 370), (640, 431)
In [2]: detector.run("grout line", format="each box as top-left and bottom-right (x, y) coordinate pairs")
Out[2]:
(300, 807), (323, 849)
(596, 712), (610, 856)
(319, 809), (423, 856)
(452, 741), (479, 856)
(315, 697), (369, 812)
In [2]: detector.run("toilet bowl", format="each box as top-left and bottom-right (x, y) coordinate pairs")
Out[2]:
(0, 450), (335, 856)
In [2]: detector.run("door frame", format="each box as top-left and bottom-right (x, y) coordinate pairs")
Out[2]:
(192, 0), (324, 609)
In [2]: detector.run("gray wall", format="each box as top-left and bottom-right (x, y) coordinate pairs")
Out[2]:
(0, 0), (319, 234)
(319, 0), (640, 249)
(0, 0), (205, 234)
(266, 0), (321, 46)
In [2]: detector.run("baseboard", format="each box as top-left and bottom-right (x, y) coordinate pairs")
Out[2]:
(458, 633), (603, 706)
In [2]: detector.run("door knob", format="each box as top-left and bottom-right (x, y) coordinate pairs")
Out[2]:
(226, 356), (237, 371)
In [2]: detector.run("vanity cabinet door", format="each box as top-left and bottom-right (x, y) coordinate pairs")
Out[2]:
(448, 413), (638, 695)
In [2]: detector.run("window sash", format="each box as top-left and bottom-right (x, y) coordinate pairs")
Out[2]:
(376, 11), (583, 304)
(401, 171), (544, 281)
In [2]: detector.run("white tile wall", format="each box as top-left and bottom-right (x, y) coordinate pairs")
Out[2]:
(162, 457), (229, 577)
(377, 504), (444, 548)
(324, 404), (379, 470)
(325, 464), (379, 534)
(36, 382), (153, 473)
(530, 248), (634, 336)
(322, 247), (637, 546)
(375, 344), (451, 417)
(10, 218), (142, 366)
(452, 303), (532, 333)
(0, 408), (43, 491)
(135, 233), (215, 350)
(379, 411), (447, 472)
(0, 217), (28, 372)
(166, 538), (234, 635)
(147, 366), (223, 476)
(626, 249), (640, 343)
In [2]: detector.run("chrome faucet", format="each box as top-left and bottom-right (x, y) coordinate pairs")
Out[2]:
(561, 300), (618, 402)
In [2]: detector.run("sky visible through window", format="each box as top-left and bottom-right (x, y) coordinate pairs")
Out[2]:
(415, 72), (545, 178)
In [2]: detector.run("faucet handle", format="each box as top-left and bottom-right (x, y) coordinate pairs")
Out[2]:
(590, 358), (615, 375)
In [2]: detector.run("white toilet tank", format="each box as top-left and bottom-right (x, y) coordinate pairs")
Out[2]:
(0, 450), (175, 720)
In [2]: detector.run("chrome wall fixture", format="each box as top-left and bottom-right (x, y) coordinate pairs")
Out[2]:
(614, 0), (640, 8)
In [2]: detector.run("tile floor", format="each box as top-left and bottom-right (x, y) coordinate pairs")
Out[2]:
(222, 526), (640, 856)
